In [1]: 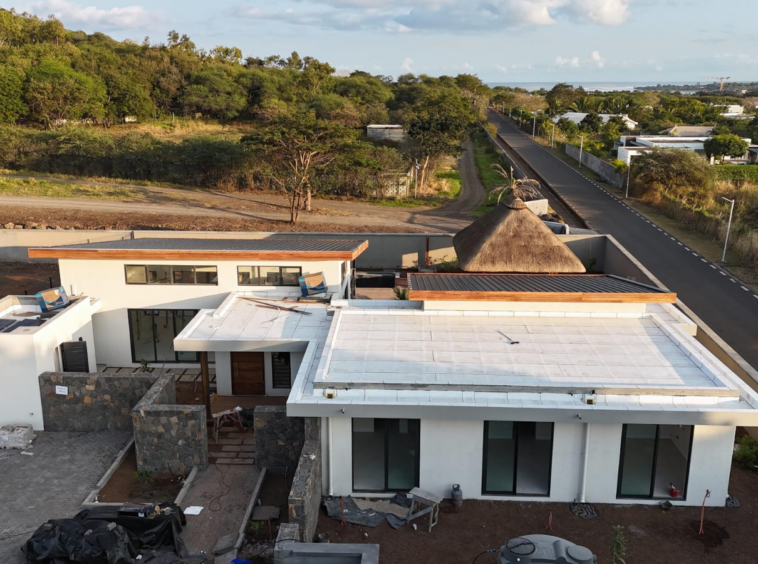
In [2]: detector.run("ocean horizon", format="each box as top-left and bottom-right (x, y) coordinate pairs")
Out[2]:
(487, 81), (701, 93)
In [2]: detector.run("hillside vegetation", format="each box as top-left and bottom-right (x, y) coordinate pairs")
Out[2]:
(0, 9), (488, 221)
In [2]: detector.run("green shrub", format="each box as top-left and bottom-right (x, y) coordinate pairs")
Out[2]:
(714, 165), (758, 182)
(611, 159), (628, 174)
(611, 525), (627, 564)
(733, 435), (758, 469)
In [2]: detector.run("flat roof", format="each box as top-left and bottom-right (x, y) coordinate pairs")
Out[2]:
(28, 238), (369, 261)
(407, 274), (676, 303)
(0, 295), (95, 336)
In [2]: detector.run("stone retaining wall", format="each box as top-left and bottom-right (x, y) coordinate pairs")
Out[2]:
(254, 406), (304, 472)
(132, 373), (207, 475)
(565, 143), (625, 188)
(39, 372), (157, 431)
(287, 438), (322, 542)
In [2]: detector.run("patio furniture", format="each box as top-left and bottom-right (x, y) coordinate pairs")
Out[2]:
(406, 487), (443, 532)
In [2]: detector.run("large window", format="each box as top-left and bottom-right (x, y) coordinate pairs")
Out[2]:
(352, 419), (420, 493)
(237, 266), (302, 286)
(125, 265), (217, 285)
(128, 309), (199, 363)
(272, 352), (292, 389)
(483, 421), (554, 496)
(617, 424), (693, 500)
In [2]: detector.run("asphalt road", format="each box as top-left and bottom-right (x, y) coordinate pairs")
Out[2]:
(488, 110), (758, 372)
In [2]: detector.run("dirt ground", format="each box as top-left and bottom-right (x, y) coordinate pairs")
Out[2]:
(317, 463), (758, 564)
(0, 260), (60, 297)
(96, 446), (183, 504)
(0, 206), (424, 233)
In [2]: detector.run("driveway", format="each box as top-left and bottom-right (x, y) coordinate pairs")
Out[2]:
(488, 110), (758, 373)
(0, 431), (132, 563)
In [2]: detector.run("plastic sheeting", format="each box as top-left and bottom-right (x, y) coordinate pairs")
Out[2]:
(22, 503), (193, 564)
(323, 496), (412, 529)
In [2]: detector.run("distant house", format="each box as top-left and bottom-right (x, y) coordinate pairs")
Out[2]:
(659, 125), (714, 137)
(748, 147), (758, 164)
(553, 112), (638, 130)
(366, 125), (405, 142)
(617, 134), (751, 165)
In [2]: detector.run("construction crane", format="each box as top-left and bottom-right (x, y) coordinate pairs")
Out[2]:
(702, 76), (731, 91)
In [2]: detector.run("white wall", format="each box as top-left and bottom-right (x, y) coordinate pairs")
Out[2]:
(0, 298), (98, 430)
(326, 418), (733, 507)
(58, 259), (343, 367)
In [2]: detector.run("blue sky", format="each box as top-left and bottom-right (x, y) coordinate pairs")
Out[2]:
(18, 0), (758, 83)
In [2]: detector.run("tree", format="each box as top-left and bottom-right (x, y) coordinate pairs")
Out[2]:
(210, 46), (242, 65)
(704, 134), (749, 163)
(557, 117), (579, 139)
(632, 148), (714, 205)
(0, 65), (27, 123)
(180, 68), (246, 119)
(241, 113), (357, 222)
(24, 59), (106, 127)
(579, 111), (603, 133)
(407, 90), (474, 191)
(546, 83), (585, 114)
(490, 164), (542, 203)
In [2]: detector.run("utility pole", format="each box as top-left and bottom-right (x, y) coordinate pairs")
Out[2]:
(551, 123), (555, 148)
(579, 136), (584, 169)
(532, 117), (536, 138)
(721, 197), (735, 262)
(625, 158), (632, 199)
(414, 159), (419, 199)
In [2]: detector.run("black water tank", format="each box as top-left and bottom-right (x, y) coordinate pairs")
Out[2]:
(498, 535), (596, 564)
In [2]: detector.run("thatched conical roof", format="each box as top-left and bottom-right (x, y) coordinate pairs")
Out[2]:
(453, 198), (586, 273)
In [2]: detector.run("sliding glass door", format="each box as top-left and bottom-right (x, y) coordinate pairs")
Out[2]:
(352, 418), (420, 493)
(483, 421), (554, 496)
(617, 424), (693, 499)
(128, 309), (199, 363)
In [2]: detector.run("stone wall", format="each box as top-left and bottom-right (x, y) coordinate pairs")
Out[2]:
(565, 143), (625, 188)
(287, 438), (322, 542)
(39, 372), (157, 431)
(132, 373), (207, 475)
(254, 406), (305, 472)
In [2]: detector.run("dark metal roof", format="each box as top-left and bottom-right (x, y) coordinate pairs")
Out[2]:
(408, 273), (667, 294)
(50, 238), (367, 253)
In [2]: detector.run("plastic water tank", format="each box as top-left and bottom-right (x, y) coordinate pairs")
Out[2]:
(498, 535), (596, 564)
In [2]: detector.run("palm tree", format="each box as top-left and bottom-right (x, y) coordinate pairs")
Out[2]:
(490, 164), (542, 204)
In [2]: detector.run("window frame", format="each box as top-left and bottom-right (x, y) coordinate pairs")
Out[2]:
(124, 265), (218, 286)
(237, 266), (303, 287)
(351, 418), (421, 494)
(481, 421), (555, 497)
(127, 308), (200, 364)
(616, 424), (694, 501)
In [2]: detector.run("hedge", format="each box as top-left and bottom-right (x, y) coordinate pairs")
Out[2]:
(714, 165), (758, 182)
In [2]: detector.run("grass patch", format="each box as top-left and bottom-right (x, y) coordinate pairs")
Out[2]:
(0, 177), (141, 201)
(436, 170), (462, 199)
(470, 129), (506, 215)
(372, 167), (462, 208)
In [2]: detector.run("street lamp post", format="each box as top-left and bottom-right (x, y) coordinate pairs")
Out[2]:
(625, 158), (632, 199)
(721, 197), (735, 263)
(579, 136), (584, 169)
(551, 123), (555, 148)
(532, 117), (536, 138)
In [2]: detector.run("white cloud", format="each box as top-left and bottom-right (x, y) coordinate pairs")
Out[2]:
(400, 57), (414, 72)
(30, 0), (161, 29)
(555, 55), (580, 68)
(494, 63), (509, 73)
(568, 0), (631, 26)
(591, 50), (605, 68)
(234, 0), (634, 33)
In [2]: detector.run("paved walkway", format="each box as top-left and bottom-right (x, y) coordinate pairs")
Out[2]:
(0, 431), (132, 564)
(181, 464), (262, 561)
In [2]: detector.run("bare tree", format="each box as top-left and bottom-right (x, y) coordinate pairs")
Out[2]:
(490, 164), (542, 204)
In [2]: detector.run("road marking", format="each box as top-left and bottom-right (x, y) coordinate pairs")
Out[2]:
(677, 242), (683, 246)
(741, 286), (749, 291)
(720, 272), (727, 275)
(670, 237), (676, 241)
(710, 265), (716, 269)
(701, 259), (707, 263)
(685, 247), (690, 251)
(692, 252), (698, 256)
(730, 279), (737, 283)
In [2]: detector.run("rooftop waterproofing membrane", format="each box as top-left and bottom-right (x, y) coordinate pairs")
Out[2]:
(408, 274), (674, 302)
(28, 238), (369, 261)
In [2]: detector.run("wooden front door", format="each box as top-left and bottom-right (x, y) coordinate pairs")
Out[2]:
(231, 352), (265, 395)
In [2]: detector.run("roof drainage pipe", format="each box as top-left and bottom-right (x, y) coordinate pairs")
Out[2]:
(579, 423), (591, 503)
(327, 416), (334, 496)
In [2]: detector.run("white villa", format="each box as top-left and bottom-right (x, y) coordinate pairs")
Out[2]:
(554, 112), (638, 130)
(6, 214), (758, 509)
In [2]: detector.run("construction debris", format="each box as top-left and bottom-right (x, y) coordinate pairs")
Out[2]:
(0, 424), (35, 449)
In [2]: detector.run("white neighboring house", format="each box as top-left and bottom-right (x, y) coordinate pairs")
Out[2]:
(28, 238), (367, 396)
(554, 112), (638, 130)
(617, 135), (752, 165)
(366, 125), (405, 142)
(0, 294), (100, 429)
